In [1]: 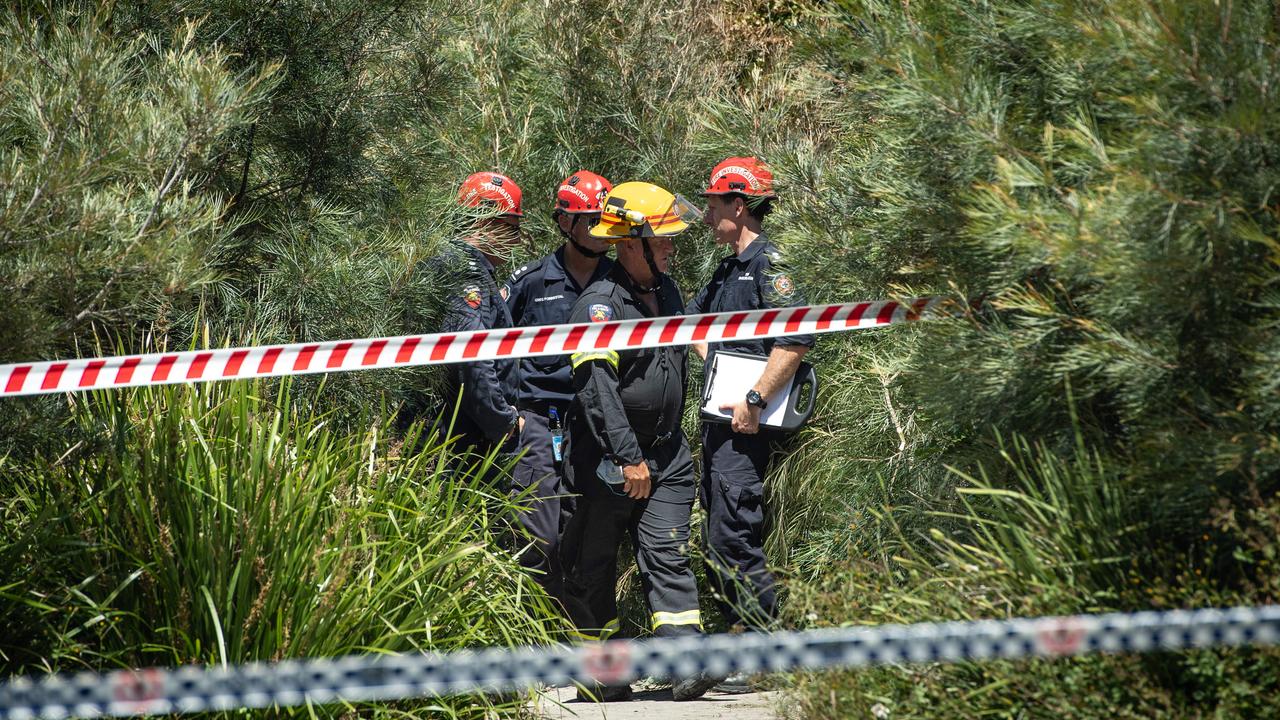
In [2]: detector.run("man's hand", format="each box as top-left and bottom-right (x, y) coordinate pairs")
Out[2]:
(622, 461), (652, 499)
(507, 411), (525, 438)
(719, 400), (762, 435)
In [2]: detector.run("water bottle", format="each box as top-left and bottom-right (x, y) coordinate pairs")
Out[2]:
(548, 406), (564, 463)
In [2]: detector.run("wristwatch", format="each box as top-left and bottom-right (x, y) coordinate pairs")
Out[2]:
(745, 389), (768, 410)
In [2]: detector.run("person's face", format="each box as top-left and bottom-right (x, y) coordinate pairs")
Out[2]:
(622, 234), (680, 272)
(474, 216), (523, 263)
(702, 195), (743, 245)
(559, 212), (611, 256)
(655, 235), (675, 271)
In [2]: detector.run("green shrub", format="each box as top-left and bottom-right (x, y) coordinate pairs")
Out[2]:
(0, 379), (560, 717)
(764, 0), (1280, 714)
(781, 429), (1280, 718)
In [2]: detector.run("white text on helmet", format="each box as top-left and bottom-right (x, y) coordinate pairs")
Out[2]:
(559, 185), (593, 204)
(712, 165), (763, 191)
(472, 182), (516, 209)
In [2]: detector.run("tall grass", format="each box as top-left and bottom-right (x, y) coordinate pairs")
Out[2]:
(0, 379), (559, 717)
(780, 426), (1280, 718)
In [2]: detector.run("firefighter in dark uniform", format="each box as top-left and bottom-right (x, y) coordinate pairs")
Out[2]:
(429, 172), (526, 464)
(501, 171), (615, 603)
(689, 158), (814, 691)
(559, 182), (718, 703)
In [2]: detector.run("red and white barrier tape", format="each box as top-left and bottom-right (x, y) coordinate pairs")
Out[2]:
(0, 299), (940, 398)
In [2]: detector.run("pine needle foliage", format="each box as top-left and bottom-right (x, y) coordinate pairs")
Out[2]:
(763, 0), (1280, 716)
(4, 0), (1280, 715)
(0, 5), (278, 454)
(0, 7), (277, 365)
(769, 0), (1280, 566)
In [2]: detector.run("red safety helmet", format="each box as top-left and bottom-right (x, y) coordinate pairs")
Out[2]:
(700, 156), (777, 199)
(458, 172), (523, 217)
(555, 170), (613, 214)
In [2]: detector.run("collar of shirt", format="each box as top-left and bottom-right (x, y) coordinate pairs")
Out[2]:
(609, 262), (643, 296)
(611, 263), (691, 316)
(545, 245), (612, 291)
(608, 264), (671, 311)
(542, 246), (569, 282)
(452, 239), (499, 282)
(731, 231), (770, 266)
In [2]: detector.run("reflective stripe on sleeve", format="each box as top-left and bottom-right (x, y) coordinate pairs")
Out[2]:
(652, 610), (702, 630)
(570, 618), (621, 642)
(570, 350), (619, 369)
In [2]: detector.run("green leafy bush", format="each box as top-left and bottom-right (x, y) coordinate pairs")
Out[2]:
(0, 380), (559, 716)
(781, 427), (1280, 718)
(4, 1), (1280, 716)
(755, 1), (1280, 714)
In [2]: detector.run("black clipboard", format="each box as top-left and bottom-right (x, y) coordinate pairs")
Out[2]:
(699, 350), (817, 432)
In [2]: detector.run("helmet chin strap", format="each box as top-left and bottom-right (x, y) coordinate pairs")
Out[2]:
(623, 236), (663, 294)
(561, 214), (609, 259)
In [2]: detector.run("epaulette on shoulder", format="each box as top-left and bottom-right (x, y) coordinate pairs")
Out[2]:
(579, 277), (623, 307)
(763, 244), (791, 269)
(506, 256), (546, 286)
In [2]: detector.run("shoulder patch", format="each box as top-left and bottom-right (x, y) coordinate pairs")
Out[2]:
(588, 303), (614, 322)
(463, 285), (483, 308)
(771, 274), (795, 298)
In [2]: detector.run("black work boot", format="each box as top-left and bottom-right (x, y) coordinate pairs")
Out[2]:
(713, 672), (754, 694)
(576, 683), (633, 702)
(671, 671), (720, 701)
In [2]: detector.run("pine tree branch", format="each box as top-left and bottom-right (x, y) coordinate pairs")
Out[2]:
(878, 369), (908, 461)
(71, 139), (190, 325)
(233, 121), (257, 207)
(248, 178), (309, 202)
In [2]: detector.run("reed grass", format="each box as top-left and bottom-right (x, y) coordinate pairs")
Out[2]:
(0, 379), (560, 717)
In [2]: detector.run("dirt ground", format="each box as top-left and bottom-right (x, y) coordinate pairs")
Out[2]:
(533, 686), (780, 720)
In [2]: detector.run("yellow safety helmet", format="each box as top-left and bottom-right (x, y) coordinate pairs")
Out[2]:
(590, 181), (703, 241)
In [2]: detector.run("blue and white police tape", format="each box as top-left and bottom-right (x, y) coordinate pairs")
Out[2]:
(3, 604), (1278, 719)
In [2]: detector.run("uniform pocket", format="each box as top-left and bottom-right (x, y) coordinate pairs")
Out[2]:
(530, 353), (564, 370)
(725, 479), (763, 511)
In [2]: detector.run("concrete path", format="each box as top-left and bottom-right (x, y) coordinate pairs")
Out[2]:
(534, 686), (777, 719)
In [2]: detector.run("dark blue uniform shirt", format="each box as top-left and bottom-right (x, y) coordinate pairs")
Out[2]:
(568, 266), (687, 466)
(504, 246), (614, 408)
(687, 233), (815, 368)
(429, 240), (518, 444)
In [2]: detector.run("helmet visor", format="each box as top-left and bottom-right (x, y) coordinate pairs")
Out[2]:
(671, 194), (704, 225)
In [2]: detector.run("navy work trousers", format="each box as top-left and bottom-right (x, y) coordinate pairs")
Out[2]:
(560, 436), (703, 639)
(510, 409), (573, 604)
(699, 422), (779, 630)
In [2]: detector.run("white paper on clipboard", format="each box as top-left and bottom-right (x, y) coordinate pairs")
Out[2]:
(700, 352), (793, 428)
